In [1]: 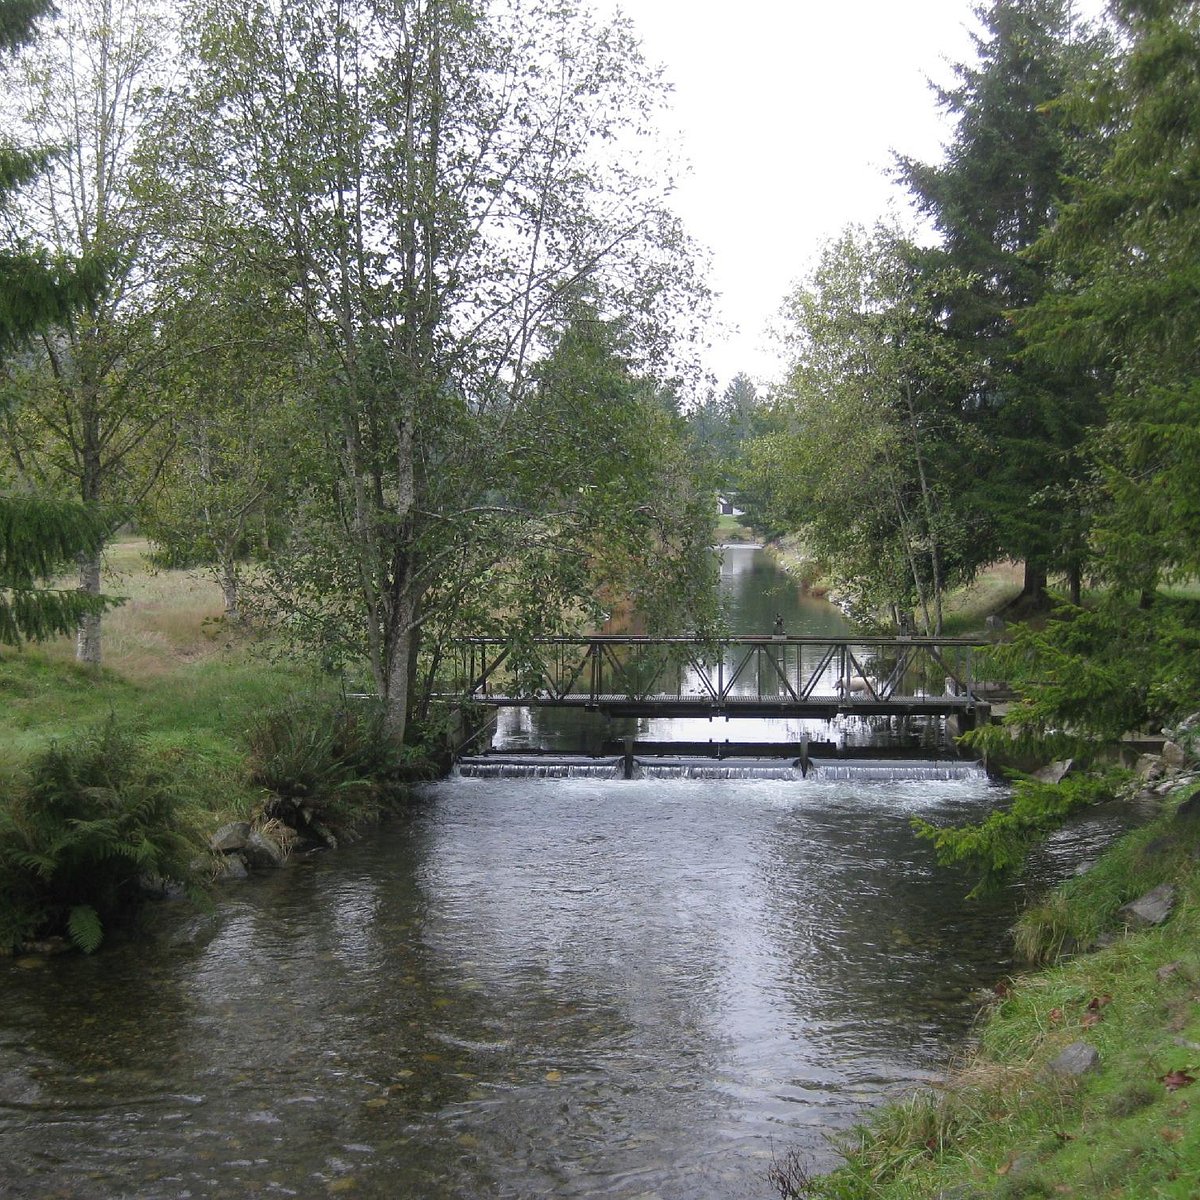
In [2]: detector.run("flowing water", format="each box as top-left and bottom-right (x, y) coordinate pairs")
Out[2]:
(0, 547), (1127, 1199)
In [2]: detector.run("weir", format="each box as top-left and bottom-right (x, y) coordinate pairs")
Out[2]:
(456, 742), (988, 782)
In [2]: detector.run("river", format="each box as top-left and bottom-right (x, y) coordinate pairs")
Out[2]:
(0, 546), (1119, 1199)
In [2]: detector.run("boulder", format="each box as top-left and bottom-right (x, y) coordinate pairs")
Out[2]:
(1137, 754), (1165, 782)
(1047, 1041), (1099, 1078)
(242, 829), (286, 869)
(1118, 883), (1176, 929)
(1033, 758), (1073, 785)
(1162, 740), (1188, 768)
(215, 853), (249, 880)
(210, 821), (252, 853)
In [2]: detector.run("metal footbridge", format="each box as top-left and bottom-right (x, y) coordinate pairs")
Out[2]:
(443, 634), (993, 726)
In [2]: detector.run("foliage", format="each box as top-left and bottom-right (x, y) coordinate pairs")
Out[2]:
(970, 597), (1200, 754)
(914, 770), (1119, 896)
(159, 0), (712, 743)
(0, 0), (109, 358)
(0, 494), (121, 644)
(1, 0), (179, 665)
(246, 697), (429, 843)
(0, 0), (120, 649)
(899, 0), (1110, 602)
(686, 372), (763, 493)
(0, 718), (206, 953)
(740, 223), (980, 631)
(1022, 0), (1200, 599)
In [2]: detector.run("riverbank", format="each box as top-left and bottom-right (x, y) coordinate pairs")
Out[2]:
(0, 539), (424, 954)
(757, 533), (1025, 634)
(778, 762), (1200, 1200)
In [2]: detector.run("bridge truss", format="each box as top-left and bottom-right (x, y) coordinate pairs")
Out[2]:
(441, 635), (993, 721)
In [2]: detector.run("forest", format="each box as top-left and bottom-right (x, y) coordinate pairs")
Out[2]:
(2, 0), (1200, 939)
(701, 0), (1200, 767)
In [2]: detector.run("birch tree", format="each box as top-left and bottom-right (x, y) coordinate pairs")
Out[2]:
(170, 0), (711, 740)
(742, 225), (979, 631)
(3, 0), (176, 663)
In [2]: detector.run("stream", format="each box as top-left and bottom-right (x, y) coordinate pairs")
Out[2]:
(0, 546), (1125, 1199)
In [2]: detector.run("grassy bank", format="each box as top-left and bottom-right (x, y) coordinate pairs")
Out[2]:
(0, 539), (333, 810)
(777, 779), (1200, 1200)
(0, 539), (415, 953)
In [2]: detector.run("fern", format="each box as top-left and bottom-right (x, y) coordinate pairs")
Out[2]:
(0, 718), (207, 953)
(66, 905), (104, 954)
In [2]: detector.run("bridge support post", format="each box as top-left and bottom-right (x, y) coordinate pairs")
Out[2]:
(623, 736), (634, 781)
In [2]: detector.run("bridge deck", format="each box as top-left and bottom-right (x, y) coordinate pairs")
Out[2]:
(469, 692), (981, 718)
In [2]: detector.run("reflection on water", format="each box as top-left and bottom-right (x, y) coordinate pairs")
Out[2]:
(0, 546), (1117, 1199)
(1, 775), (1135, 1198)
(496, 543), (947, 756)
(3, 775), (1038, 1200)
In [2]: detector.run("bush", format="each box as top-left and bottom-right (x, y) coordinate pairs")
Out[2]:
(245, 697), (427, 843)
(0, 720), (206, 954)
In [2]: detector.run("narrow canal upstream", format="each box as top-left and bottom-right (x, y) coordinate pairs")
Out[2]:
(1, 548), (1119, 1199)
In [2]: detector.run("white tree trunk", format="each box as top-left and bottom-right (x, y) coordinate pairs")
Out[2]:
(76, 548), (103, 665)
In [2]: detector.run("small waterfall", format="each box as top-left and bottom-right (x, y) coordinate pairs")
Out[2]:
(456, 753), (986, 782)
(810, 758), (987, 782)
(456, 755), (623, 780)
(635, 757), (800, 780)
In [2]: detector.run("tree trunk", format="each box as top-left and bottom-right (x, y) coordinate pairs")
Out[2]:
(76, 548), (103, 665)
(1021, 560), (1048, 606)
(383, 588), (417, 745)
(220, 555), (240, 622)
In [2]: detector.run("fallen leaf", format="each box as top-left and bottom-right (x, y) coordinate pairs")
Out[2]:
(1049, 1008), (1063, 1024)
(993, 979), (1011, 998)
(996, 1159), (1012, 1176)
(1160, 1069), (1196, 1092)
(1087, 994), (1113, 1010)
(1159, 1126), (1183, 1144)
(544, 1069), (562, 1083)
(1081, 1011), (1103, 1028)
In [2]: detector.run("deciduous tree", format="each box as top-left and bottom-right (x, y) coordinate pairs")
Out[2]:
(170, 0), (711, 741)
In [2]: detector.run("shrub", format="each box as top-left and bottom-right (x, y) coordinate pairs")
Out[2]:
(0, 720), (206, 954)
(245, 697), (428, 843)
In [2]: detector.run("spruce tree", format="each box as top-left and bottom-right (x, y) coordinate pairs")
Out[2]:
(898, 0), (1107, 605)
(0, 0), (115, 647)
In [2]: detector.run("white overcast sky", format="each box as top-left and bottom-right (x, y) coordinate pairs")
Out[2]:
(613, 0), (1100, 393)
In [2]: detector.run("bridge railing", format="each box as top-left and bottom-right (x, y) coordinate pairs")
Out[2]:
(439, 635), (990, 708)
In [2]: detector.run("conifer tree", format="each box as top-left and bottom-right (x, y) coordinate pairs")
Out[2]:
(899, 0), (1107, 604)
(0, 0), (115, 646)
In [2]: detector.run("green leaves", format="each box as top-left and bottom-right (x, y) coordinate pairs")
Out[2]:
(66, 904), (103, 954)
(0, 719), (206, 954)
(0, 495), (124, 646)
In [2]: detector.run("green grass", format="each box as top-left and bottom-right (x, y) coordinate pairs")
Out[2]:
(0, 538), (342, 824)
(715, 512), (757, 542)
(779, 788), (1200, 1200)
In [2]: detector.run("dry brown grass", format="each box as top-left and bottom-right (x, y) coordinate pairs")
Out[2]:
(40, 537), (236, 681)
